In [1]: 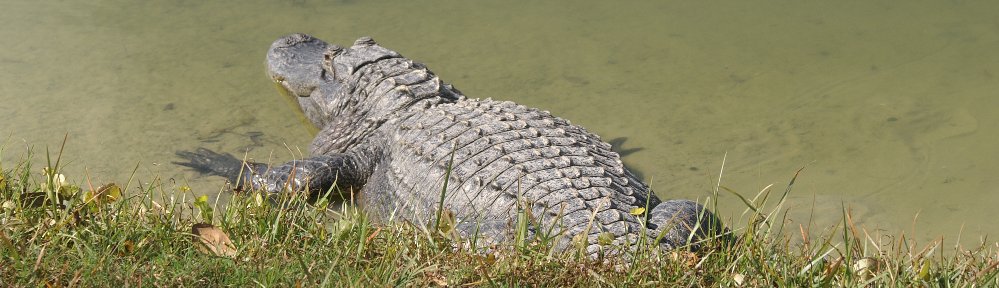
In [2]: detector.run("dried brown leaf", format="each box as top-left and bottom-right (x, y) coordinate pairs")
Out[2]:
(425, 271), (448, 287)
(192, 223), (237, 258)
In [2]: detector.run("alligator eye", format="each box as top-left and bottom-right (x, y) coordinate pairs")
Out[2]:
(321, 45), (342, 79)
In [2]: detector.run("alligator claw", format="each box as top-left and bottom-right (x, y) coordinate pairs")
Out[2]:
(173, 148), (244, 179)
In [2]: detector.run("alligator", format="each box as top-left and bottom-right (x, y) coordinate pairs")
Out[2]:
(175, 33), (726, 255)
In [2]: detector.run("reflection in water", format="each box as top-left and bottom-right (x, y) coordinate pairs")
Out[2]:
(1, 0), (998, 245)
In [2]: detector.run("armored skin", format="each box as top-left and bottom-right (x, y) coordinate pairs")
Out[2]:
(176, 34), (725, 254)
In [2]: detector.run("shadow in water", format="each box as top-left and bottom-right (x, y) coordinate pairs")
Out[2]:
(607, 137), (647, 180)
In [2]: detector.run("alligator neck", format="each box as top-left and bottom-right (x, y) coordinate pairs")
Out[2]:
(311, 57), (463, 155)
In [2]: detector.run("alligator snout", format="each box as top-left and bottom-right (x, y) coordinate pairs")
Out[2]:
(266, 33), (329, 97)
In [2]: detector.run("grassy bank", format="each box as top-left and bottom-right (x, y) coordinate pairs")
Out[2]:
(1, 150), (998, 287)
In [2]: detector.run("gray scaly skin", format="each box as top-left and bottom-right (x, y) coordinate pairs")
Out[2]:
(176, 33), (726, 254)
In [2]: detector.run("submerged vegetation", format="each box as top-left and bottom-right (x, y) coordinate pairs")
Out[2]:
(1, 144), (998, 287)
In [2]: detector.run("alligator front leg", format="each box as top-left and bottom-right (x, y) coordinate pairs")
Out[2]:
(174, 148), (367, 196)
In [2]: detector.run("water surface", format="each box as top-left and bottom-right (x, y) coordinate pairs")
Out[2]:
(2, 0), (998, 245)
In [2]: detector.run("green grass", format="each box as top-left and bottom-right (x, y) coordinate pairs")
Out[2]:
(1, 148), (998, 287)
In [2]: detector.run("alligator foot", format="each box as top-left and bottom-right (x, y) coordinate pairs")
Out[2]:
(174, 148), (248, 182)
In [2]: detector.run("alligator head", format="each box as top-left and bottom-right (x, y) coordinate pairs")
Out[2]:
(266, 34), (458, 154)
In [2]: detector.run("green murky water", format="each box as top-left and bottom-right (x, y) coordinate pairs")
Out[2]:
(3, 1), (998, 245)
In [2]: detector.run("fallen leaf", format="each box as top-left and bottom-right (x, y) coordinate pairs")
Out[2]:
(97, 183), (121, 202)
(118, 240), (135, 257)
(484, 253), (497, 265)
(853, 257), (878, 280)
(436, 209), (456, 235)
(253, 192), (264, 207)
(629, 207), (646, 216)
(425, 271), (448, 287)
(86, 183), (122, 205)
(917, 260), (932, 282)
(669, 251), (700, 268)
(732, 273), (746, 286)
(192, 223), (237, 258)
